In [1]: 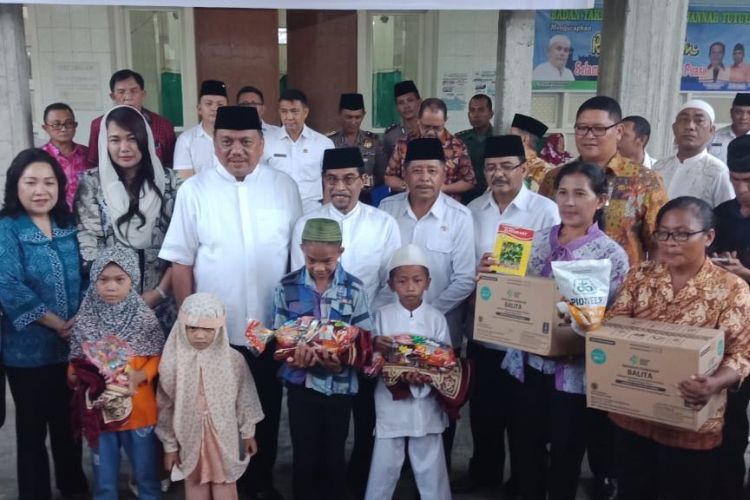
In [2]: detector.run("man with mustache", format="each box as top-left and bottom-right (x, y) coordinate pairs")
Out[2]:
(709, 93), (750, 165)
(384, 98), (476, 201)
(291, 147), (401, 498)
(160, 106), (302, 500)
(653, 100), (734, 208)
(454, 135), (558, 494)
(173, 79), (228, 179)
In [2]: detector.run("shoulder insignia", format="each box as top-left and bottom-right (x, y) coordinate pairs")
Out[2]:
(326, 130), (339, 137)
(384, 123), (399, 133)
(455, 129), (471, 138)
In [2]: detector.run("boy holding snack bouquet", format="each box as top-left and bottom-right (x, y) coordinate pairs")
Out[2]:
(272, 217), (373, 500)
(365, 243), (452, 500)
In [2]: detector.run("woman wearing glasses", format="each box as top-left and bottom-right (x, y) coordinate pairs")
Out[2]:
(608, 196), (750, 500)
(41, 102), (88, 211)
(501, 161), (629, 500)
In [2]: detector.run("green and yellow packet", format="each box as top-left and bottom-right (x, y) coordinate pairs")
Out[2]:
(491, 224), (534, 276)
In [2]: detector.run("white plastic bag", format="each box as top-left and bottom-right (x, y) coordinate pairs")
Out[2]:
(551, 259), (611, 336)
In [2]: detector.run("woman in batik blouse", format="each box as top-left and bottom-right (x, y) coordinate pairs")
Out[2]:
(608, 196), (750, 500)
(501, 161), (629, 500)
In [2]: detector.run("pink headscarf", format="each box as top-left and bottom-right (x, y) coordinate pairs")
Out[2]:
(540, 133), (574, 166)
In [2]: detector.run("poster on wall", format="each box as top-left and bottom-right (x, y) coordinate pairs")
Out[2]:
(532, 9), (601, 91)
(441, 72), (469, 111)
(681, 9), (750, 91)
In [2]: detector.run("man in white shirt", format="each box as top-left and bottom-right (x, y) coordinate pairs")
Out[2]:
(618, 115), (657, 168)
(654, 99), (735, 207)
(263, 88), (335, 212)
(709, 93), (750, 164)
(173, 79), (228, 179)
(236, 85), (281, 137)
(532, 35), (575, 81)
(454, 135), (559, 494)
(291, 146), (400, 498)
(379, 137), (475, 472)
(159, 106), (302, 500)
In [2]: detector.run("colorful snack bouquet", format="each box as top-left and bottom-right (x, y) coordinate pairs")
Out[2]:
(82, 335), (133, 387)
(245, 317), (373, 367)
(71, 336), (134, 447)
(384, 334), (458, 371)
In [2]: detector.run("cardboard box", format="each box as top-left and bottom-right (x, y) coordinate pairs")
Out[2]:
(586, 316), (724, 431)
(474, 272), (583, 356)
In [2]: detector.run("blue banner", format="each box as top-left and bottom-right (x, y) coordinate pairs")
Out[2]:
(681, 9), (750, 91)
(533, 7), (750, 92)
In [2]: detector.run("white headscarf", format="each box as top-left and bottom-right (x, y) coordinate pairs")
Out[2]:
(98, 105), (166, 249)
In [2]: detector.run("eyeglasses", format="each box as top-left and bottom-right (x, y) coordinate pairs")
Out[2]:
(484, 161), (526, 175)
(324, 174), (362, 186)
(573, 123), (619, 137)
(46, 120), (78, 131)
(652, 229), (707, 242)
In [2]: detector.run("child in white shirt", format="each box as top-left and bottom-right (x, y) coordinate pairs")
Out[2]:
(364, 244), (451, 500)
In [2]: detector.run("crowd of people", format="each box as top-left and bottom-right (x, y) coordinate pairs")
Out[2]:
(2, 66), (750, 500)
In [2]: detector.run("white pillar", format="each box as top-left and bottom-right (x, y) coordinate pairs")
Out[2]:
(598, 0), (688, 159)
(494, 10), (535, 133)
(0, 4), (32, 192)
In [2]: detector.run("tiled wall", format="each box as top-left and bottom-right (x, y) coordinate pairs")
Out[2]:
(25, 4), (116, 146)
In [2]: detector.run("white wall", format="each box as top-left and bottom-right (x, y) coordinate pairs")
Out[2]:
(435, 10), (499, 134)
(25, 5), (117, 147)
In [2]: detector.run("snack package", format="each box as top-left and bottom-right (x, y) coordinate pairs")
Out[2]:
(245, 317), (365, 365)
(82, 335), (133, 387)
(491, 224), (534, 276)
(383, 334), (457, 371)
(551, 259), (611, 336)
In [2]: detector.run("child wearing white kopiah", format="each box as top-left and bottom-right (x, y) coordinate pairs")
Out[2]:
(365, 244), (451, 500)
(156, 293), (264, 500)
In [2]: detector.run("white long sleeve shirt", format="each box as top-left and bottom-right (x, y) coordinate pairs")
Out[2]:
(159, 160), (302, 344)
(291, 202), (401, 311)
(379, 193), (476, 315)
(653, 149), (735, 207)
(373, 301), (450, 439)
(262, 124), (334, 213)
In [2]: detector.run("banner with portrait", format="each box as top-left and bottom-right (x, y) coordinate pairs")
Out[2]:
(532, 8), (602, 91)
(681, 9), (750, 91)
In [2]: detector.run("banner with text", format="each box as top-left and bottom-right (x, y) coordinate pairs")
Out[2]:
(681, 9), (750, 91)
(534, 7), (750, 92)
(532, 8), (601, 91)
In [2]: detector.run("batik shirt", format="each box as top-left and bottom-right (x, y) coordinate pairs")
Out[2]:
(42, 142), (89, 211)
(539, 153), (668, 265)
(0, 214), (81, 367)
(273, 263), (373, 396)
(607, 259), (750, 450)
(384, 129), (476, 201)
(502, 223), (629, 394)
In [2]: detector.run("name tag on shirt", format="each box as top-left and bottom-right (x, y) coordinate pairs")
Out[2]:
(274, 153), (287, 158)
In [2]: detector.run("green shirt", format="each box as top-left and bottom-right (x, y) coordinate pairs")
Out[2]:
(456, 125), (493, 204)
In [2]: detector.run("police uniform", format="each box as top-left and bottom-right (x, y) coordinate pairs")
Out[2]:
(377, 81), (421, 185)
(327, 129), (380, 185)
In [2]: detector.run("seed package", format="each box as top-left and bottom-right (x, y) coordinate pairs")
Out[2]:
(491, 224), (534, 276)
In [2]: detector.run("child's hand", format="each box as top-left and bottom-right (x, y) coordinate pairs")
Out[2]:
(164, 450), (180, 472)
(127, 369), (147, 395)
(317, 351), (343, 373)
(402, 371), (429, 385)
(374, 336), (394, 353)
(243, 437), (258, 458)
(287, 343), (317, 369)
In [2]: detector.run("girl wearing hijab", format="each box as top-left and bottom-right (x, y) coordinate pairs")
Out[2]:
(69, 247), (165, 500)
(156, 293), (264, 500)
(75, 105), (180, 331)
